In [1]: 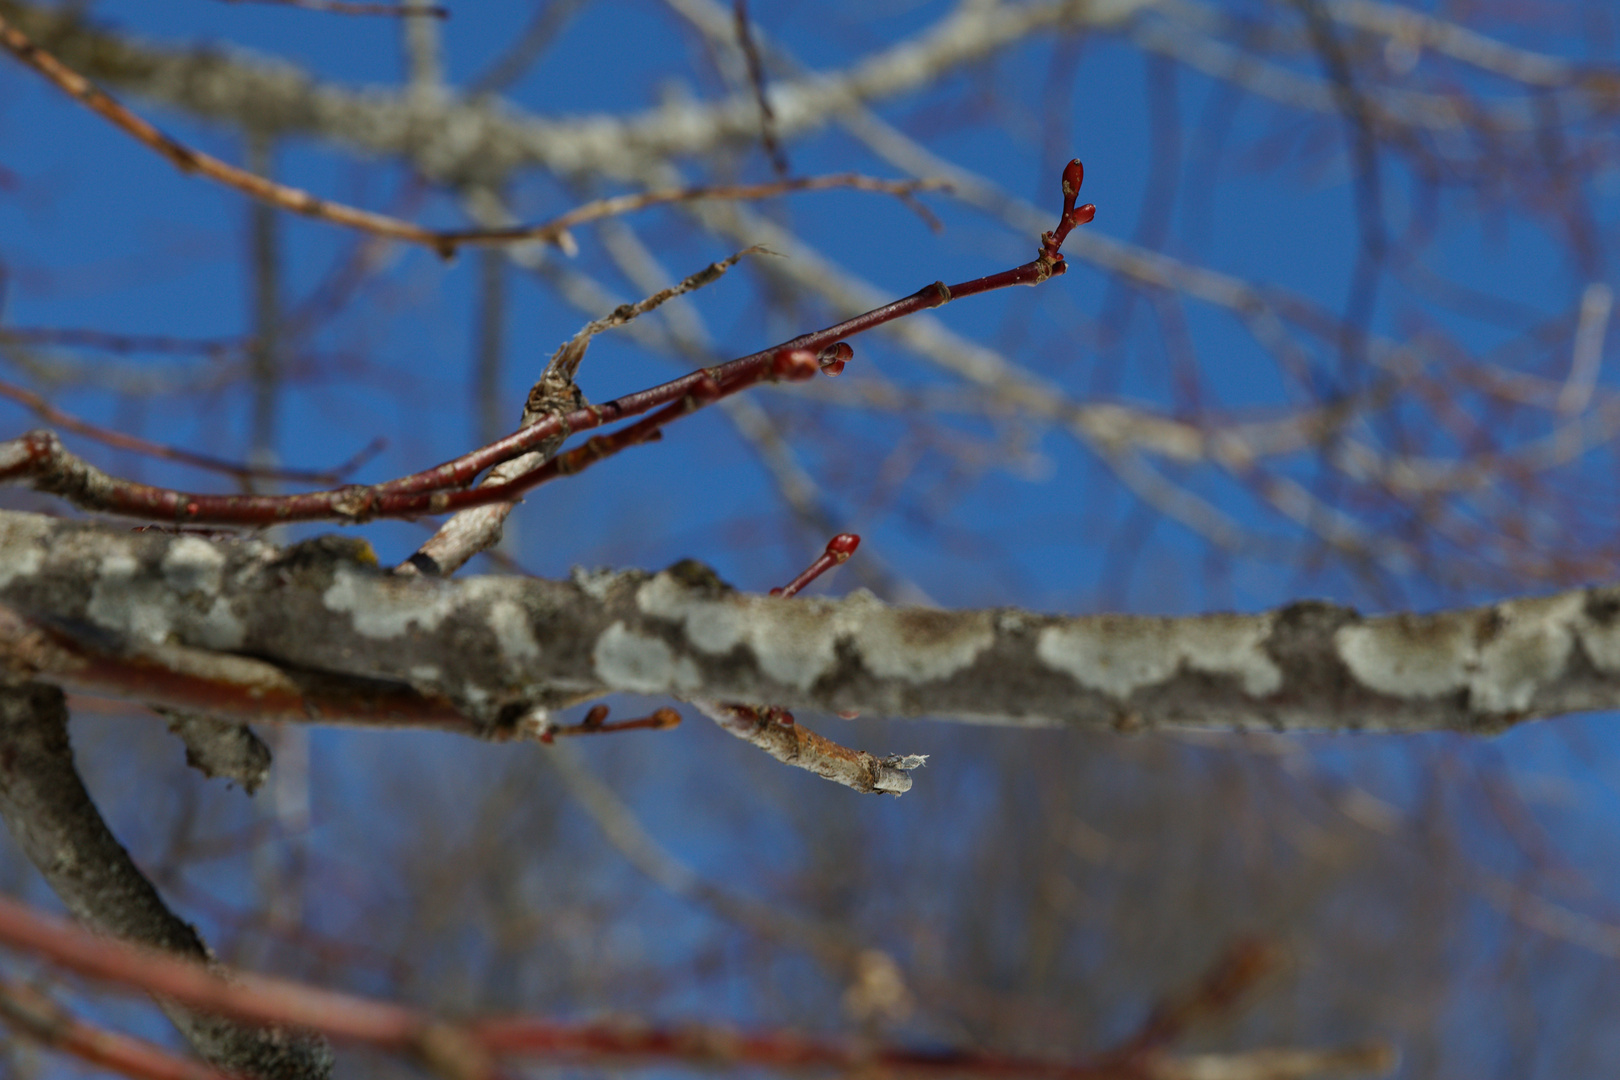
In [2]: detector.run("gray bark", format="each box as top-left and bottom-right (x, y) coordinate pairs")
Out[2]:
(0, 682), (332, 1079)
(155, 709), (272, 793)
(2, 509), (1617, 736)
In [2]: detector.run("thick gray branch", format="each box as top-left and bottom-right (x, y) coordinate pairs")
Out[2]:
(2, 510), (1619, 736)
(0, 682), (331, 1080)
(0, 0), (1149, 186)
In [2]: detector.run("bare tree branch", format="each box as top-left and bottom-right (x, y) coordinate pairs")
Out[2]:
(0, 890), (1391, 1080)
(4, 510), (1620, 740)
(0, 683), (332, 1079)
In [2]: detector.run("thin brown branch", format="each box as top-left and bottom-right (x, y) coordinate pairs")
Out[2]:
(696, 700), (925, 795)
(0, 378), (383, 484)
(218, 0), (448, 16)
(0, 20), (945, 255)
(0, 892), (1386, 1080)
(734, 0), (789, 176)
(435, 175), (951, 249)
(0, 979), (237, 1080)
(0, 327), (242, 358)
(0, 13), (465, 256)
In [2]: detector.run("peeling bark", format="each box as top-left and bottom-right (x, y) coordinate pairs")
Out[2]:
(0, 681), (332, 1080)
(2, 510), (1619, 736)
(155, 709), (272, 794)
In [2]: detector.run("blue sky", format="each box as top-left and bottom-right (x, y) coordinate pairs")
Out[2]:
(4, 1), (1620, 1075)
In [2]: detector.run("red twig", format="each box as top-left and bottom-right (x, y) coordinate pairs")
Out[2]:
(1, 160), (1094, 525)
(1111, 938), (1278, 1060)
(0, 893), (1254, 1080)
(539, 704), (682, 742)
(712, 533), (866, 732)
(773, 532), (861, 597)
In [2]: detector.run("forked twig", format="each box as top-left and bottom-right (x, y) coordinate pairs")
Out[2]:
(400, 248), (768, 577)
(699, 534), (928, 796)
(0, 160), (1092, 526)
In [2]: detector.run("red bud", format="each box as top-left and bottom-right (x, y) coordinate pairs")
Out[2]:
(1062, 158), (1085, 200)
(818, 341), (854, 377)
(826, 533), (861, 560)
(773, 348), (819, 379)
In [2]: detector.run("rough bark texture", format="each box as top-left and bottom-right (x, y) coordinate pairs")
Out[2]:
(3, 509), (1620, 736)
(0, 0), (1151, 186)
(0, 682), (333, 1080)
(155, 709), (272, 794)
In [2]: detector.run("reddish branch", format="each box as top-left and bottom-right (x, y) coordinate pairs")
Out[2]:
(0, 979), (236, 1080)
(0, 893), (1388, 1080)
(773, 532), (861, 597)
(0, 601), (471, 733)
(1111, 939), (1278, 1059)
(0, 160), (1093, 526)
(539, 703), (682, 742)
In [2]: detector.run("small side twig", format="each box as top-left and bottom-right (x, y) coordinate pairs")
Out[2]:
(698, 699), (925, 795)
(734, 0), (790, 176)
(699, 534), (928, 796)
(401, 248), (768, 576)
(0, 327), (242, 358)
(535, 704), (682, 742)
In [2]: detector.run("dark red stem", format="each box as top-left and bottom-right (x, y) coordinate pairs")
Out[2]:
(2, 161), (1094, 527)
(771, 532), (861, 598)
